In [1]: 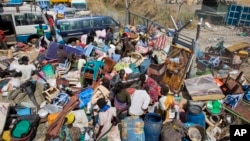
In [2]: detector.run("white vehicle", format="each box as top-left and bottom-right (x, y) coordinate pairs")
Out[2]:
(0, 3), (51, 45)
(70, 0), (87, 11)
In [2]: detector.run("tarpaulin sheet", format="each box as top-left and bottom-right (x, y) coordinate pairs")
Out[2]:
(1, 0), (23, 6)
(184, 74), (225, 101)
(45, 42), (84, 60)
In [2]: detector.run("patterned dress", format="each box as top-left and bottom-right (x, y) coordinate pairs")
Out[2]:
(143, 76), (160, 103)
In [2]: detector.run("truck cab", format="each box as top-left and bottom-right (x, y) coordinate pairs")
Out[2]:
(70, 0), (87, 11)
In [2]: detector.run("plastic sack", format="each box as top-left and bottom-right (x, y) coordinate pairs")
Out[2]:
(56, 32), (64, 44)
(78, 87), (94, 109)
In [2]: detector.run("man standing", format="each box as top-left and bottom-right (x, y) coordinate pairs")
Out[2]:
(129, 89), (151, 117)
(0, 29), (8, 49)
(15, 56), (36, 84)
(37, 23), (44, 38)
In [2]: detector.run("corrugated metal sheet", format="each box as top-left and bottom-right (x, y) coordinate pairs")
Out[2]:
(225, 5), (250, 26)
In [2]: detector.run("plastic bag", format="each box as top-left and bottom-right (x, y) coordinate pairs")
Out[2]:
(56, 32), (64, 44)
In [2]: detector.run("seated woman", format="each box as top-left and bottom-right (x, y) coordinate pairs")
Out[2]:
(110, 69), (126, 89)
(77, 54), (87, 72)
(57, 44), (69, 66)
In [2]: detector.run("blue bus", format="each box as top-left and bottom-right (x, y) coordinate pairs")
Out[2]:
(55, 15), (120, 43)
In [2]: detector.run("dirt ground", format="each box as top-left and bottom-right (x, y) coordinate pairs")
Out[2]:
(181, 24), (250, 83)
(181, 25), (250, 51)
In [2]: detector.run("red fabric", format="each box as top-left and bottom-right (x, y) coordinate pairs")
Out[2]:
(155, 34), (168, 50)
(126, 88), (136, 95)
(143, 77), (160, 103)
(17, 42), (29, 48)
(0, 30), (7, 42)
(48, 17), (54, 27)
(148, 41), (154, 47)
(79, 43), (86, 48)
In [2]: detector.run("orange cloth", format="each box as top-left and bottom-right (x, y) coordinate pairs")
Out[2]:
(164, 95), (174, 119)
(47, 112), (60, 126)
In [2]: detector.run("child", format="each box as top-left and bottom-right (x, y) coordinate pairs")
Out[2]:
(78, 54), (87, 72)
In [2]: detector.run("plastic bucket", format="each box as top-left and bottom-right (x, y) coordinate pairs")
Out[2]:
(121, 116), (145, 141)
(144, 113), (162, 141)
(186, 105), (206, 128)
(11, 129), (33, 141)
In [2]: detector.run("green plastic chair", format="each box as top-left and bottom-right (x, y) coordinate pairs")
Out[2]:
(82, 61), (104, 80)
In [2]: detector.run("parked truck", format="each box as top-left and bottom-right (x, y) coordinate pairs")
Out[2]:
(70, 0), (87, 11)
(50, 0), (70, 5)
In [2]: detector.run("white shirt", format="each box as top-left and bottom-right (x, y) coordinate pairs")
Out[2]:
(159, 96), (167, 111)
(77, 58), (86, 71)
(129, 90), (151, 116)
(16, 64), (36, 83)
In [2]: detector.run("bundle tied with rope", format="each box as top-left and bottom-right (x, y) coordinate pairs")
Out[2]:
(46, 95), (79, 138)
(161, 119), (188, 141)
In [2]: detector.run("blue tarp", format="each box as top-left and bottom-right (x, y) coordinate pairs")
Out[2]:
(82, 45), (95, 57)
(37, 0), (50, 10)
(45, 42), (84, 60)
(54, 4), (66, 15)
(1, 0), (23, 6)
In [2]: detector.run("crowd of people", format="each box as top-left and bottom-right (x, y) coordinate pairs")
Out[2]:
(46, 23), (184, 140)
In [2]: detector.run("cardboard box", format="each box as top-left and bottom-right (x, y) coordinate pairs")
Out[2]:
(0, 49), (13, 59)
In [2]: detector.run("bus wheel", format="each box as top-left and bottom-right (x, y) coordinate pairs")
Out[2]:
(28, 34), (39, 43)
(67, 38), (80, 45)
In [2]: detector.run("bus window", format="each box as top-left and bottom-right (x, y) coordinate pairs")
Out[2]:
(14, 14), (25, 26)
(70, 20), (82, 30)
(59, 21), (70, 31)
(93, 19), (100, 27)
(102, 17), (118, 26)
(102, 18), (111, 25)
(82, 19), (90, 28)
(14, 13), (45, 26)
(0, 14), (14, 35)
(0, 14), (12, 22)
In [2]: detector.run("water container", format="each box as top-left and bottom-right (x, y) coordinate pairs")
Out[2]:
(121, 116), (145, 141)
(186, 105), (206, 128)
(144, 113), (162, 141)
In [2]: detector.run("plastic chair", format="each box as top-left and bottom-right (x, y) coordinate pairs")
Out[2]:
(57, 59), (72, 75)
(82, 61), (104, 80)
(102, 57), (116, 73)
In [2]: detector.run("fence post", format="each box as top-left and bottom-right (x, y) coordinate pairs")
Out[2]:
(188, 22), (201, 78)
(128, 11), (131, 25)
